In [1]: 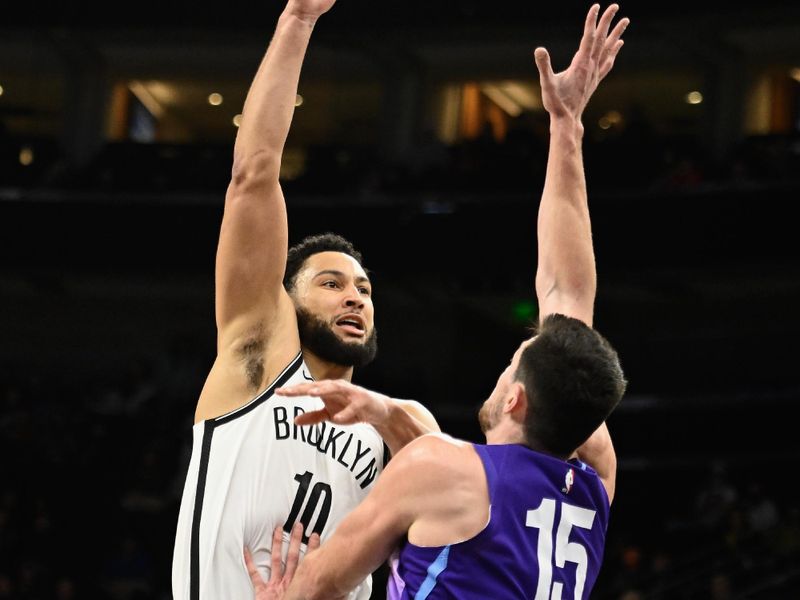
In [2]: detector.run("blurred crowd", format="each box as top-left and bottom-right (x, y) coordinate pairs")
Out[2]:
(3, 110), (800, 198)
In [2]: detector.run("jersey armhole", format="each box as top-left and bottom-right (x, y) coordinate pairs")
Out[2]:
(471, 444), (498, 506)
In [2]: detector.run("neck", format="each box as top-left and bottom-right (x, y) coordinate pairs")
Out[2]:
(484, 419), (527, 446)
(302, 349), (354, 381)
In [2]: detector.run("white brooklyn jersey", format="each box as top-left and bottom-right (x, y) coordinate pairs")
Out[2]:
(173, 353), (387, 599)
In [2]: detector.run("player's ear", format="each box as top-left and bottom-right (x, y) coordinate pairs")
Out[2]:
(504, 381), (527, 418)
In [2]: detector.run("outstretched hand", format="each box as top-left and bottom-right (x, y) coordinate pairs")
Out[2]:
(534, 3), (629, 121)
(245, 523), (321, 600)
(276, 380), (391, 427)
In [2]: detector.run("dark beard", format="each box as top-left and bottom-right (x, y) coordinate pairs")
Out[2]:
(477, 399), (500, 435)
(296, 307), (378, 368)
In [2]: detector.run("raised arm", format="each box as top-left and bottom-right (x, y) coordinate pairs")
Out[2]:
(534, 4), (628, 327)
(215, 0), (336, 349)
(575, 422), (617, 502)
(195, 1), (338, 421)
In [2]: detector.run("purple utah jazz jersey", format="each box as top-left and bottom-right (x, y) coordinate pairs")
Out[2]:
(388, 443), (610, 599)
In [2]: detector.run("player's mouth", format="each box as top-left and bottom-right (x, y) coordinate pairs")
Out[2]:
(334, 314), (366, 337)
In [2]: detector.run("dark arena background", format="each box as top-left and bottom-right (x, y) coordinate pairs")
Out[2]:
(2, 1), (800, 598)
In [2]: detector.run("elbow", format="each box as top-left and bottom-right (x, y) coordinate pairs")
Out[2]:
(229, 150), (281, 190)
(536, 270), (596, 307)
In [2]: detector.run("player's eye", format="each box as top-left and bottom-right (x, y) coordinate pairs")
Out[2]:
(322, 280), (340, 289)
(358, 286), (371, 296)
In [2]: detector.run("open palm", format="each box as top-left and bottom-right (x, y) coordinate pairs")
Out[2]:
(535, 3), (629, 121)
(247, 524), (321, 600)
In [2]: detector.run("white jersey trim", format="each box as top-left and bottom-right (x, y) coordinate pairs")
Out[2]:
(214, 351), (304, 423)
(189, 352), (305, 599)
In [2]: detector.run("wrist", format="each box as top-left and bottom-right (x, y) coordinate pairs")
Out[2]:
(283, 2), (322, 27)
(549, 116), (584, 139)
(371, 395), (395, 430)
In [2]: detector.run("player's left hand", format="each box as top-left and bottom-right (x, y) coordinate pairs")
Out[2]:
(245, 523), (321, 600)
(276, 379), (392, 427)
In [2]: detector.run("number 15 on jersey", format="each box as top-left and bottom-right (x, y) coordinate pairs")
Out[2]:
(526, 498), (597, 600)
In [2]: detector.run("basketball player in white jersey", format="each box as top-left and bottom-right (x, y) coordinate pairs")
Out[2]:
(244, 3), (629, 598)
(171, 0), (438, 598)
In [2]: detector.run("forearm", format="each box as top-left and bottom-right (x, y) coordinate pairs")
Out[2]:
(233, 6), (317, 167)
(284, 550), (352, 600)
(535, 116), (596, 324)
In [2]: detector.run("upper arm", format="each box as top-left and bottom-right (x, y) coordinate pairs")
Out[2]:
(575, 422), (617, 503)
(215, 153), (290, 347)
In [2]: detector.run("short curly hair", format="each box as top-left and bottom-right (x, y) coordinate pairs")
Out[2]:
(283, 233), (364, 291)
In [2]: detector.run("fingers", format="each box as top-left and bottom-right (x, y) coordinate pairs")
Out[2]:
(606, 14), (629, 47)
(598, 15), (628, 80)
(577, 4), (600, 59)
(275, 383), (319, 397)
(534, 47), (555, 90)
(592, 4), (619, 61)
(294, 408), (330, 426)
(307, 532), (322, 553)
(277, 380), (347, 399)
(331, 405), (358, 424)
(295, 401), (359, 425)
(269, 525), (284, 581)
(283, 522), (304, 581)
(244, 547), (265, 589)
(599, 39), (624, 80)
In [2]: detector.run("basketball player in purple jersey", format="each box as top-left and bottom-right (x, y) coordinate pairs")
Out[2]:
(248, 4), (631, 599)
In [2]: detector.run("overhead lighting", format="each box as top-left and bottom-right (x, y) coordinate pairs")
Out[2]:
(143, 81), (177, 104)
(496, 81), (541, 111)
(790, 68), (800, 83)
(232, 114), (242, 127)
(128, 81), (166, 118)
(19, 146), (34, 166)
(480, 84), (522, 117)
(295, 94), (304, 107)
(0, 85), (4, 97)
(686, 91), (703, 105)
(208, 92), (223, 106)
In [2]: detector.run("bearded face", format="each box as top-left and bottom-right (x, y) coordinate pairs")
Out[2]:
(478, 394), (503, 434)
(296, 306), (378, 367)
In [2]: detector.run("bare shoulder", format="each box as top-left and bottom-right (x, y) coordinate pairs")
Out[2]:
(402, 432), (472, 455)
(389, 433), (480, 483)
(400, 435), (489, 546)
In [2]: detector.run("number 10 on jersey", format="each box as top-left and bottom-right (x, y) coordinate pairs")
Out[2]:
(283, 471), (332, 544)
(526, 498), (596, 600)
